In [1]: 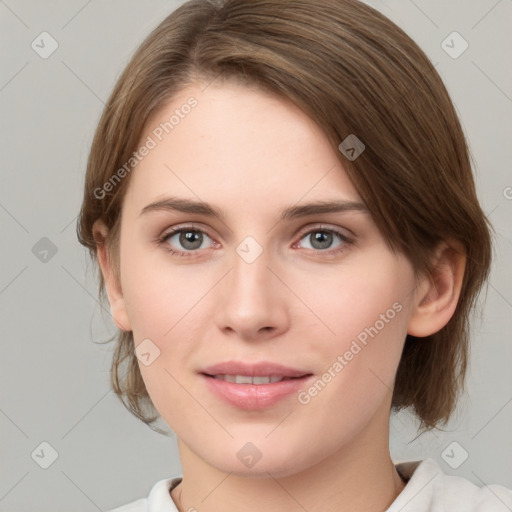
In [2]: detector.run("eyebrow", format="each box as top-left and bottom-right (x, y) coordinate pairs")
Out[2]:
(139, 196), (368, 222)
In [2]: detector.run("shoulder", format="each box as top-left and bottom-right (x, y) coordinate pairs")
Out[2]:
(105, 476), (182, 512)
(390, 458), (512, 511)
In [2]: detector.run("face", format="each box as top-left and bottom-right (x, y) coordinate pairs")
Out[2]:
(110, 81), (420, 477)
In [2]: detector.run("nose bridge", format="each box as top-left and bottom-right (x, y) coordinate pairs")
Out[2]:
(229, 239), (274, 307)
(215, 235), (288, 338)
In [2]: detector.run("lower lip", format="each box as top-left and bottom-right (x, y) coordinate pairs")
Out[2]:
(201, 374), (314, 410)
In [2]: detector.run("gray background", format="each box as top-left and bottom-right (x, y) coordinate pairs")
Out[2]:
(1, 0), (511, 510)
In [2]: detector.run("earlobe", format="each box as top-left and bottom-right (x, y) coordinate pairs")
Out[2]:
(92, 219), (132, 332)
(407, 241), (466, 337)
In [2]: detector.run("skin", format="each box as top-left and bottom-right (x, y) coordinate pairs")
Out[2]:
(94, 80), (465, 512)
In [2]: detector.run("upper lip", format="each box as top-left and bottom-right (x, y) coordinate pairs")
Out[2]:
(200, 360), (311, 378)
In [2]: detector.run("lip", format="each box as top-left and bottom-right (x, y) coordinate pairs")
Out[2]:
(200, 373), (314, 410)
(200, 360), (310, 378)
(198, 360), (314, 410)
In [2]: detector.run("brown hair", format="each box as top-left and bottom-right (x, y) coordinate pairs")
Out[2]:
(77, 0), (492, 433)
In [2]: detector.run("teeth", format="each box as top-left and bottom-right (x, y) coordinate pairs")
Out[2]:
(212, 375), (288, 384)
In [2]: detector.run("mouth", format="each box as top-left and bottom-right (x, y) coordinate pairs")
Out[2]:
(200, 372), (315, 410)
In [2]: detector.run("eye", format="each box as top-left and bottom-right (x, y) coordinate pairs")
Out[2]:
(159, 227), (216, 256)
(157, 224), (353, 258)
(296, 227), (352, 254)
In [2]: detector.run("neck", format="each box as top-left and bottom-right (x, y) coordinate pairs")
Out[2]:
(171, 404), (405, 512)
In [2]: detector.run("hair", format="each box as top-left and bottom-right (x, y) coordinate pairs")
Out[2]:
(77, 0), (492, 433)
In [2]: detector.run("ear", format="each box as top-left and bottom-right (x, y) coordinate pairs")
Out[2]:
(92, 219), (132, 332)
(407, 240), (466, 337)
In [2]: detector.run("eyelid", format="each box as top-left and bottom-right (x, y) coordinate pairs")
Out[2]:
(294, 223), (354, 244)
(159, 222), (215, 240)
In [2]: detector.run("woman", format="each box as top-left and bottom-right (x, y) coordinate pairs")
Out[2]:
(77, 0), (511, 510)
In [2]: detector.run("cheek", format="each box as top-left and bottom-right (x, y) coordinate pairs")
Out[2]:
(303, 257), (409, 344)
(120, 254), (210, 424)
(282, 262), (411, 452)
(296, 253), (413, 394)
(119, 236), (205, 342)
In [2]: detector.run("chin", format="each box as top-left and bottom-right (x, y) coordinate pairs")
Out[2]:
(201, 440), (317, 480)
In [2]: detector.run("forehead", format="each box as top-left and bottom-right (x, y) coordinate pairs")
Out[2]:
(123, 81), (361, 219)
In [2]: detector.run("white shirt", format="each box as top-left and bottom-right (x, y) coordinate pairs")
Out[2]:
(106, 458), (512, 511)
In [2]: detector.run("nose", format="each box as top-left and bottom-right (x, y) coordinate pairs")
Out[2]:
(215, 247), (290, 342)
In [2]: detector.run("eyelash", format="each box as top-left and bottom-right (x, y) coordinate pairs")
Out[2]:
(156, 224), (354, 258)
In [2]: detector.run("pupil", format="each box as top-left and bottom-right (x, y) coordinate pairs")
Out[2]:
(311, 231), (332, 250)
(180, 231), (202, 250)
